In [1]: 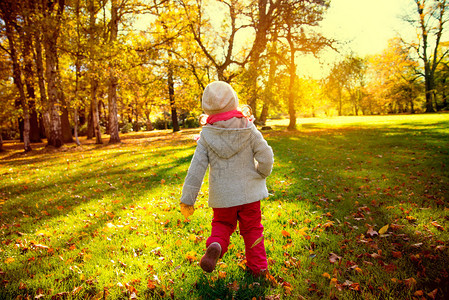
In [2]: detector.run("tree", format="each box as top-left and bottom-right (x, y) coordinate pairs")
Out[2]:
(88, 0), (102, 144)
(367, 38), (421, 114)
(39, 0), (66, 147)
(276, 0), (332, 130)
(179, 0), (250, 83)
(324, 61), (346, 116)
(343, 56), (366, 116)
(0, 0), (32, 151)
(408, 0), (449, 112)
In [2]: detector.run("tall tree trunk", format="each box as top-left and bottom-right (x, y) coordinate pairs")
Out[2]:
(60, 90), (73, 143)
(91, 79), (103, 144)
(108, 0), (120, 143)
(247, 0), (278, 116)
(0, 3), (32, 151)
(33, 27), (51, 140)
(22, 19), (41, 143)
(260, 35), (278, 125)
(73, 0), (81, 146)
(424, 69), (436, 112)
(287, 29), (297, 131)
(88, 0), (102, 144)
(42, 0), (65, 148)
(168, 63), (180, 132)
(44, 32), (63, 147)
(73, 56), (81, 145)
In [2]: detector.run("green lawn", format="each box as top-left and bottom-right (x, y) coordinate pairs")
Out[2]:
(1, 114), (448, 299)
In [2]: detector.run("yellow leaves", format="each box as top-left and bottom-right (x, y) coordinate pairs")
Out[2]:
(406, 215), (416, 222)
(180, 203), (195, 219)
(185, 250), (197, 263)
(281, 230), (290, 237)
(322, 272), (331, 279)
(323, 221), (334, 230)
(5, 257), (15, 264)
(36, 230), (52, 237)
(378, 224), (389, 235)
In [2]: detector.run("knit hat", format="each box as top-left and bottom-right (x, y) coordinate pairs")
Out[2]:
(202, 81), (239, 115)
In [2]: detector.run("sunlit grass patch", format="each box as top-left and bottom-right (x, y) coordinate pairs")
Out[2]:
(1, 114), (448, 299)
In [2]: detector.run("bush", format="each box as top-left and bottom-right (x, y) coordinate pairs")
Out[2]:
(120, 122), (133, 134)
(183, 116), (199, 128)
(153, 117), (172, 130)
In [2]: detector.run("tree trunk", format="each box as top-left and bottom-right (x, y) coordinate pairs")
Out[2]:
(0, 4), (32, 151)
(42, 0), (65, 148)
(22, 21), (41, 143)
(247, 0), (273, 116)
(87, 107), (94, 139)
(88, 0), (102, 144)
(168, 64), (180, 132)
(33, 27), (51, 140)
(44, 33), (63, 147)
(108, 0), (120, 143)
(287, 30), (297, 131)
(259, 104), (269, 125)
(60, 90), (73, 143)
(91, 79), (103, 144)
(424, 72), (436, 112)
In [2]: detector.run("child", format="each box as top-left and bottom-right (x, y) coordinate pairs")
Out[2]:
(180, 81), (274, 276)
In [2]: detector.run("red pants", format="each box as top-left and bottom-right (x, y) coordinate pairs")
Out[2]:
(206, 201), (267, 274)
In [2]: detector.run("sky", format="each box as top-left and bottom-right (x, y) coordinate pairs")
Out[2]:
(300, 0), (416, 78)
(133, 0), (418, 79)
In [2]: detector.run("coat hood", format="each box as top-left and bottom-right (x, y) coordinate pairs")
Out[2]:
(200, 126), (252, 159)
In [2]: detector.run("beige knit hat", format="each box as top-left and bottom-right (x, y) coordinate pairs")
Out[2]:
(202, 81), (239, 115)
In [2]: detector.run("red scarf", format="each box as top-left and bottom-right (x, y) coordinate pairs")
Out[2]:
(206, 110), (245, 125)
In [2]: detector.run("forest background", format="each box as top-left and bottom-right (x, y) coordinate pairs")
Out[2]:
(1, 0), (449, 152)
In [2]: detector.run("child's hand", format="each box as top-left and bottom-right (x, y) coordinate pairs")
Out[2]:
(180, 202), (195, 218)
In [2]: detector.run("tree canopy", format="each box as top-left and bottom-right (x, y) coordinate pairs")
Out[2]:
(0, 0), (448, 151)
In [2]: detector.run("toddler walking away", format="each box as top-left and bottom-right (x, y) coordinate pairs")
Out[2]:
(180, 81), (274, 276)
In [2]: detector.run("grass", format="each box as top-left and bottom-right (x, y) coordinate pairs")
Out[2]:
(0, 114), (448, 299)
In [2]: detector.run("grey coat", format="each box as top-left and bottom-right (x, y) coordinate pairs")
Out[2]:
(180, 123), (274, 208)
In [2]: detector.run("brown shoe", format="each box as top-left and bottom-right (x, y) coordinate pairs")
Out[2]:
(200, 242), (222, 273)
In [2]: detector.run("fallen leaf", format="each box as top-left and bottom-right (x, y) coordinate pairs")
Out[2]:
(378, 224), (389, 235)
(414, 290), (423, 296)
(281, 230), (290, 237)
(5, 257), (15, 264)
(431, 221), (444, 231)
(392, 251), (402, 258)
(322, 272), (331, 279)
(72, 286), (83, 295)
(250, 236), (264, 249)
(328, 252), (341, 264)
(366, 227), (378, 237)
(427, 289), (438, 299)
(228, 281), (239, 292)
(406, 216), (416, 222)
(404, 277), (417, 287)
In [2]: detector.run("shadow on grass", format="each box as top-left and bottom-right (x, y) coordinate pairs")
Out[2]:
(0, 136), (197, 298)
(263, 122), (449, 298)
(195, 273), (272, 300)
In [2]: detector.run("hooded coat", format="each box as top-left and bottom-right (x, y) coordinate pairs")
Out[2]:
(180, 122), (274, 208)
